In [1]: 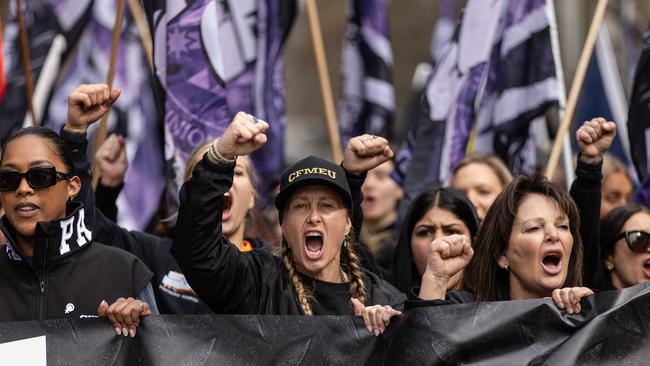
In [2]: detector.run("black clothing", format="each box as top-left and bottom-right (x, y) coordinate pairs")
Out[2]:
(569, 157), (606, 290)
(405, 289), (474, 310)
(0, 202), (152, 321)
(172, 157), (406, 315)
(94, 209), (215, 314)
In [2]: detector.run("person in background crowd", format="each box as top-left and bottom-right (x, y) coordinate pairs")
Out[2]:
(172, 113), (406, 336)
(600, 154), (633, 218)
(391, 187), (479, 294)
(411, 174), (593, 316)
(449, 155), (513, 222)
(0, 84), (155, 337)
(359, 159), (403, 270)
(600, 204), (650, 290)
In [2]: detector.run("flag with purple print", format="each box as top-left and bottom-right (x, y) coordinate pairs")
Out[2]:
(41, 0), (164, 231)
(147, 0), (296, 209)
(0, 0), (92, 142)
(394, 0), (560, 214)
(338, 0), (394, 146)
(627, 23), (650, 181)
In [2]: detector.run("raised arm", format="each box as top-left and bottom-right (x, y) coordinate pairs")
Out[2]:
(171, 112), (272, 313)
(570, 117), (616, 289)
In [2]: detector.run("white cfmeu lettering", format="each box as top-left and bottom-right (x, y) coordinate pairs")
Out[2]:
(287, 168), (336, 183)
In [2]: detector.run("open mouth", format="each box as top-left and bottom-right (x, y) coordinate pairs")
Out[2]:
(15, 202), (40, 218)
(540, 251), (562, 275)
(304, 231), (324, 260)
(222, 193), (233, 221)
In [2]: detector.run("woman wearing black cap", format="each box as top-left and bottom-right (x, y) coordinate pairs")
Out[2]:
(172, 112), (405, 335)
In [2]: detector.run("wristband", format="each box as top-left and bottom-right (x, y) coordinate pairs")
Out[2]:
(207, 138), (237, 165)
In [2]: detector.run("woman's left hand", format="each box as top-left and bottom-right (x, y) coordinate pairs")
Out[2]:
(551, 287), (594, 314)
(97, 297), (152, 337)
(351, 298), (402, 336)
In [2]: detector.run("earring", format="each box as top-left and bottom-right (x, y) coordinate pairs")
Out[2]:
(504, 263), (509, 271)
(606, 264), (613, 271)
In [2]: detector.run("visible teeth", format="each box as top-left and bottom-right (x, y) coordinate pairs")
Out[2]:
(306, 232), (321, 237)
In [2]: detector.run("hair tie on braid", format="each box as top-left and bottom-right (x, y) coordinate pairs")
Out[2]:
(281, 239), (313, 316)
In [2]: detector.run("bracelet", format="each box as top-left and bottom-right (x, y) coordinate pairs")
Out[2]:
(207, 138), (237, 165)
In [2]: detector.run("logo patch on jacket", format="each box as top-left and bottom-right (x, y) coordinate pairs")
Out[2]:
(59, 208), (92, 255)
(160, 271), (199, 303)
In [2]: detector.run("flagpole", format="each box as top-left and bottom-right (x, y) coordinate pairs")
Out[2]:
(127, 0), (154, 72)
(305, 0), (343, 162)
(544, 0), (609, 179)
(92, 0), (127, 190)
(15, 0), (36, 125)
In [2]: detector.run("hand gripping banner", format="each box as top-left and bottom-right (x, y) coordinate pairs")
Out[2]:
(1, 282), (649, 365)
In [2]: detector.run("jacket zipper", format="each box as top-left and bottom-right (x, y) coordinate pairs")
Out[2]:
(37, 239), (48, 320)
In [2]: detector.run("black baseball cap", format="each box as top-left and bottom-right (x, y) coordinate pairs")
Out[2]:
(275, 156), (351, 222)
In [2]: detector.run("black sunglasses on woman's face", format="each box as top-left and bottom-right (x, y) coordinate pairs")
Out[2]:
(617, 230), (650, 253)
(0, 167), (72, 192)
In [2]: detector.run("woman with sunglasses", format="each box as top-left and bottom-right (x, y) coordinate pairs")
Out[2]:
(599, 204), (650, 289)
(0, 85), (156, 338)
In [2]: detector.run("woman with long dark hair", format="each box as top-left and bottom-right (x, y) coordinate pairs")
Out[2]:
(392, 187), (479, 294)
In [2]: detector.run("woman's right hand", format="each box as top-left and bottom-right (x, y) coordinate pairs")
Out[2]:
(418, 235), (473, 300)
(216, 112), (270, 159)
(65, 84), (121, 134)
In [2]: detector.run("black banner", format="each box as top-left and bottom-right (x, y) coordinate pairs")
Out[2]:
(1, 282), (649, 365)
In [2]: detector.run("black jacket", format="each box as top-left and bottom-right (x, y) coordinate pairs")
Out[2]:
(569, 157), (605, 290)
(0, 202), (152, 322)
(172, 157), (406, 315)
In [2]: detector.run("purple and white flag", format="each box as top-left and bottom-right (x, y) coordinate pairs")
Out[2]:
(394, 0), (560, 214)
(338, 0), (394, 147)
(146, 0), (296, 211)
(0, 0), (92, 143)
(43, 0), (164, 231)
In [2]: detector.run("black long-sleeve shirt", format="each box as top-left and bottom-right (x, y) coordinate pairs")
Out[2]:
(171, 156), (405, 315)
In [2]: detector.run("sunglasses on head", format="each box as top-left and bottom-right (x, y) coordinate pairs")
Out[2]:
(617, 230), (650, 253)
(0, 167), (72, 192)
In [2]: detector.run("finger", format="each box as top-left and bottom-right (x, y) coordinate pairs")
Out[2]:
(602, 121), (616, 134)
(128, 324), (137, 338)
(70, 92), (93, 109)
(552, 289), (564, 310)
(97, 300), (108, 317)
(348, 137), (368, 156)
(253, 132), (268, 146)
(351, 298), (364, 316)
(105, 301), (123, 335)
(120, 298), (138, 326)
(107, 89), (121, 106)
(141, 302), (152, 317)
(110, 299), (130, 335)
(561, 290), (574, 314)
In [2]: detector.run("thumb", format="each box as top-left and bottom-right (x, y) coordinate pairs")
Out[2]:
(351, 298), (364, 316)
(602, 121), (616, 133)
(102, 89), (121, 108)
(97, 300), (109, 317)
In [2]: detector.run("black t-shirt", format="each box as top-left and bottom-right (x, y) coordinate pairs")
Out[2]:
(299, 273), (355, 315)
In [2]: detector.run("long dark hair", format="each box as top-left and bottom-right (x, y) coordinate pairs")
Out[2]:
(1, 127), (74, 174)
(461, 175), (583, 301)
(392, 187), (479, 294)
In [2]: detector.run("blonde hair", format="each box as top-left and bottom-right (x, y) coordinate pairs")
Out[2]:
(281, 234), (367, 316)
(451, 155), (513, 188)
(602, 153), (629, 180)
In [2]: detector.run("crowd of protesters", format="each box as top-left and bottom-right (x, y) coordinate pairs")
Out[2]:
(0, 83), (646, 339)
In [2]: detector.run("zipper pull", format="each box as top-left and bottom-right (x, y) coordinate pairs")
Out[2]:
(40, 280), (45, 294)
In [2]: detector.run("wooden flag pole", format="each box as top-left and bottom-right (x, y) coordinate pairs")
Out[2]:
(15, 0), (36, 125)
(544, 0), (609, 179)
(306, 0), (343, 162)
(92, 0), (127, 189)
(127, 0), (154, 72)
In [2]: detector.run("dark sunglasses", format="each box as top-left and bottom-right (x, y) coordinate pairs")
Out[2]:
(617, 230), (650, 253)
(0, 167), (72, 192)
